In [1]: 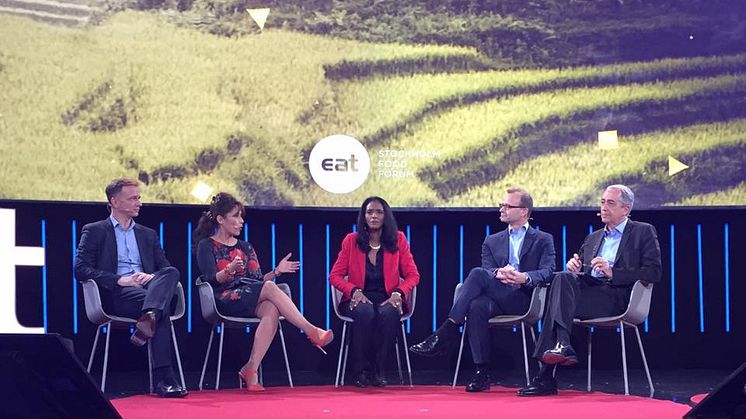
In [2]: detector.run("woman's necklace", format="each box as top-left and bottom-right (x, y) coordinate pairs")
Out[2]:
(369, 243), (381, 250)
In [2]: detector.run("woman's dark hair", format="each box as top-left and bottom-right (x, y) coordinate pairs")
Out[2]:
(192, 192), (244, 252)
(355, 196), (399, 253)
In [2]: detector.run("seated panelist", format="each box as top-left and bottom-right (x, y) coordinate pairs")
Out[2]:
(329, 196), (420, 388)
(194, 192), (333, 391)
(518, 184), (662, 397)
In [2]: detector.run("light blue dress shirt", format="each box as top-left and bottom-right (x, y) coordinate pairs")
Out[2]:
(592, 217), (629, 278)
(110, 215), (143, 276)
(508, 223), (529, 271)
(508, 223), (535, 286)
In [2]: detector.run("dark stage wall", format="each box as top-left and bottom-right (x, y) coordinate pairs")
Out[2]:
(3, 200), (745, 378)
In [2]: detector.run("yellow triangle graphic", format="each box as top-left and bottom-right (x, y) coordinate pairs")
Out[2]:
(668, 155), (689, 176)
(247, 8), (270, 30)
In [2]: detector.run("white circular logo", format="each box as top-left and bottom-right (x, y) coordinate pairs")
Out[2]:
(309, 134), (370, 194)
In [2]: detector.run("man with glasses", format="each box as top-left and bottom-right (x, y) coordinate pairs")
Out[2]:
(409, 187), (556, 392)
(517, 184), (661, 396)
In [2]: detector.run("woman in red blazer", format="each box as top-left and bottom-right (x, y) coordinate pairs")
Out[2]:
(329, 196), (420, 388)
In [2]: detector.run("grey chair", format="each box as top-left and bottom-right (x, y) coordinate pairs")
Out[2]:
(83, 279), (186, 393)
(196, 277), (293, 390)
(331, 282), (417, 387)
(574, 280), (655, 397)
(451, 283), (547, 388)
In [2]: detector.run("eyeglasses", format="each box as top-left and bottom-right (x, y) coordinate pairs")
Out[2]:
(498, 203), (526, 210)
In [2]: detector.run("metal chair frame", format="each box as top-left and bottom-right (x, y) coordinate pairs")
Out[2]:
(83, 279), (186, 393)
(451, 283), (547, 388)
(574, 280), (655, 397)
(196, 278), (293, 390)
(331, 283), (417, 387)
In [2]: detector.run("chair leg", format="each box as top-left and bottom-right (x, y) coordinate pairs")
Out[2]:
(401, 323), (413, 387)
(520, 322), (530, 386)
(341, 331), (351, 386)
(102, 322), (112, 393)
(620, 321), (629, 396)
(530, 326), (541, 368)
(452, 322), (467, 388)
(199, 327), (215, 391)
(148, 343), (153, 394)
(278, 321), (294, 388)
(334, 322), (347, 387)
(530, 326), (537, 344)
(633, 325), (655, 398)
(88, 324), (104, 373)
(394, 337), (403, 385)
(216, 322), (225, 390)
(171, 323), (186, 389)
(587, 327), (592, 392)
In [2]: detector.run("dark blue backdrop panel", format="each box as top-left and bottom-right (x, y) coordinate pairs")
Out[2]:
(4, 200), (745, 374)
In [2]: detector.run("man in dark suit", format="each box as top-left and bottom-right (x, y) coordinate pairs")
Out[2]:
(518, 184), (662, 396)
(409, 187), (556, 392)
(75, 178), (187, 398)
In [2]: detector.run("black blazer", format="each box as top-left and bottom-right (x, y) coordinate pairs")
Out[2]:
(480, 226), (556, 287)
(74, 218), (171, 292)
(577, 219), (662, 287)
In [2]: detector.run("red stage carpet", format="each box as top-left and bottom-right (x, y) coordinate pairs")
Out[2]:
(690, 393), (707, 404)
(112, 385), (690, 418)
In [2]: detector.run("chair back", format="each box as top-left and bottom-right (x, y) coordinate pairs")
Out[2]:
(524, 286), (547, 324)
(453, 282), (464, 305)
(453, 283), (545, 324)
(331, 276), (415, 322)
(330, 282), (352, 322)
(81, 279), (110, 326)
(195, 277), (220, 325)
(400, 286), (417, 321)
(621, 281), (654, 325)
(171, 282), (186, 321)
(196, 276), (292, 324)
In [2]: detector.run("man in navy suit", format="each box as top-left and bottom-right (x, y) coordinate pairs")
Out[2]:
(75, 178), (187, 398)
(517, 184), (662, 396)
(409, 187), (556, 392)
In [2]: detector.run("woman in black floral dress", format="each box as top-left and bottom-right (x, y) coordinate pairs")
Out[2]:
(194, 192), (333, 391)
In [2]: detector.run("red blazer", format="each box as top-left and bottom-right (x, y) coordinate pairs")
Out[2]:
(329, 231), (420, 301)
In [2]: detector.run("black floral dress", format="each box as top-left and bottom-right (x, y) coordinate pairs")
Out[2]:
(196, 238), (266, 317)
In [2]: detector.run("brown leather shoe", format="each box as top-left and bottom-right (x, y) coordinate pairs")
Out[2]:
(130, 311), (156, 346)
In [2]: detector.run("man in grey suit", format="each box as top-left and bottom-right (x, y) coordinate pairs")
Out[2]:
(518, 184), (661, 396)
(409, 187), (556, 392)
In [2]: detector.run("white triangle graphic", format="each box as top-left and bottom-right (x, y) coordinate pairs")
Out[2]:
(668, 155), (689, 176)
(247, 8), (270, 30)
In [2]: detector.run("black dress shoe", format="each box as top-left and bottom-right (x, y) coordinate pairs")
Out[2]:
(465, 369), (491, 392)
(131, 311), (157, 347)
(370, 371), (387, 387)
(154, 380), (188, 398)
(352, 371), (369, 388)
(409, 333), (453, 357)
(542, 342), (578, 366)
(517, 375), (558, 397)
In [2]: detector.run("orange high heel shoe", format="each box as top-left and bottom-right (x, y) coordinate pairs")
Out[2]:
(238, 366), (265, 392)
(307, 327), (334, 354)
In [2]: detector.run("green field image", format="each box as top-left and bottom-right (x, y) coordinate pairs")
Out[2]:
(1, 9), (744, 207)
